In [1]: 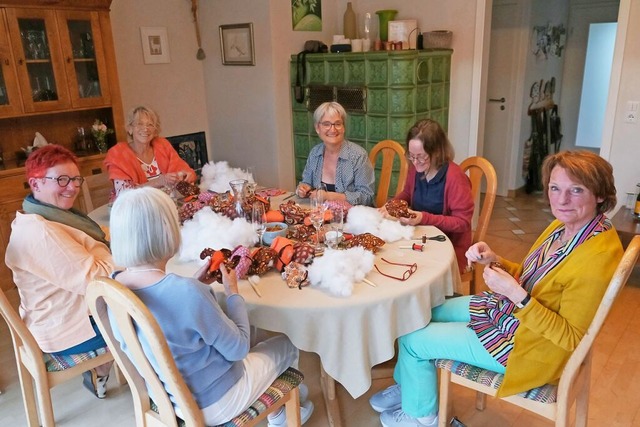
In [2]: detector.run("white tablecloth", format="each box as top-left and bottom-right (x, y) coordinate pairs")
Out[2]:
(167, 225), (460, 398)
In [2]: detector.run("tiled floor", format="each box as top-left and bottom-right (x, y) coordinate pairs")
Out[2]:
(1, 193), (639, 426)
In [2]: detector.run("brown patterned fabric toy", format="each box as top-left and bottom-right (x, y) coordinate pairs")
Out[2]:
(287, 224), (316, 242)
(178, 200), (204, 223)
(175, 181), (200, 200)
(384, 199), (416, 219)
(344, 232), (386, 253)
(279, 200), (308, 225)
(248, 247), (277, 276)
(281, 262), (310, 289)
(199, 248), (239, 283)
(292, 241), (315, 265)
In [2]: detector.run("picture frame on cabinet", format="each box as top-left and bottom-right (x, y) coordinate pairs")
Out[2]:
(219, 23), (255, 66)
(166, 131), (207, 177)
(140, 27), (171, 64)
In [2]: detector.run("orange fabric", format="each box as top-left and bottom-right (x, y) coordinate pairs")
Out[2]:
(270, 236), (294, 271)
(103, 137), (196, 184)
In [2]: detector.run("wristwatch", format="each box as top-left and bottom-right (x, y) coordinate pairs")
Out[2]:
(516, 293), (531, 309)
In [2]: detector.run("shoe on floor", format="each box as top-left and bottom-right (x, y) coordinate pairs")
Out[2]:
(267, 400), (314, 426)
(369, 383), (402, 413)
(380, 409), (437, 427)
(82, 370), (108, 399)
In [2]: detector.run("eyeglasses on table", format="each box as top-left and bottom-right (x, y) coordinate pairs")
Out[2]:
(374, 258), (418, 281)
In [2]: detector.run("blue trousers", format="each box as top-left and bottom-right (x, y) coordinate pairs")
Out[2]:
(393, 296), (506, 417)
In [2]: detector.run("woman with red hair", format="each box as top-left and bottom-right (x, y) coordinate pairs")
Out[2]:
(5, 144), (115, 398)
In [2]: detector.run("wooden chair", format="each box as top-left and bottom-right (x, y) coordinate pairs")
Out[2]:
(80, 171), (112, 213)
(458, 156), (497, 295)
(86, 276), (303, 427)
(436, 235), (640, 427)
(0, 286), (116, 427)
(368, 140), (408, 208)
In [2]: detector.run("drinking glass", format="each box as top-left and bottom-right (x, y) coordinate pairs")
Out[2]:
(325, 207), (344, 249)
(310, 183), (326, 210)
(252, 202), (266, 246)
(309, 207), (325, 252)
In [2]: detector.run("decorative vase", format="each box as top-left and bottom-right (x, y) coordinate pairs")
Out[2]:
(229, 179), (248, 219)
(344, 2), (357, 40)
(376, 9), (398, 42)
(95, 135), (107, 153)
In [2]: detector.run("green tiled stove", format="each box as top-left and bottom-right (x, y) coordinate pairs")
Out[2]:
(290, 49), (452, 197)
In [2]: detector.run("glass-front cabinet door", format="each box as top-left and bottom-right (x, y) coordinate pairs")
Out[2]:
(5, 8), (71, 112)
(57, 10), (110, 108)
(0, 13), (23, 117)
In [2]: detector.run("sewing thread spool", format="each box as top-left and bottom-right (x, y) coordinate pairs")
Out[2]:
(400, 243), (424, 251)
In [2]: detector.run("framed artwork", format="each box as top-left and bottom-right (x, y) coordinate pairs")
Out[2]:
(219, 23), (255, 65)
(166, 131), (208, 176)
(140, 27), (171, 64)
(291, 0), (322, 31)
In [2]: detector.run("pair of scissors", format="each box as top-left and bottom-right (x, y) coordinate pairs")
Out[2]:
(413, 234), (447, 243)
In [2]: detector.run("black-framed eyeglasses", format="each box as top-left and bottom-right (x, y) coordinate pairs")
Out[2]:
(319, 121), (344, 130)
(374, 258), (418, 281)
(43, 175), (85, 187)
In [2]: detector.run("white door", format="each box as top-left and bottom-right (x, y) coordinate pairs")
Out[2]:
(483, 1), (520, 196)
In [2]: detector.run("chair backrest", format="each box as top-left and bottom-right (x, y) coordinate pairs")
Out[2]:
(556, 235), (640, 415)
(80, 172), (112, 213)
(460, 156), (497, 245)
(86, 277), (204, 427)
(368, 140), (408, 208)
(0, 286), (44, 377)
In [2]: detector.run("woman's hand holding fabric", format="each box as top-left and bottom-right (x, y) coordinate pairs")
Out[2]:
(465, 241), (497, 268)
(483, 265), (528, 303)
(220, 266), (239, 296)
(194, 257), (216, 285)
(296, 183), (312, 198)
(398, 209), (423, 226)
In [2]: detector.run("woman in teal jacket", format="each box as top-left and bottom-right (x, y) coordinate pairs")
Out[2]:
(370, 150), (623, 427)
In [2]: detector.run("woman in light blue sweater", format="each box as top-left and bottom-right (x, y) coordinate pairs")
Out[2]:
(109, 187), (313, 426)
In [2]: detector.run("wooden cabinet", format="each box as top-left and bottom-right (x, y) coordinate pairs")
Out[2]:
(0, 0), (123, 292)
(1, 7), (112, 114)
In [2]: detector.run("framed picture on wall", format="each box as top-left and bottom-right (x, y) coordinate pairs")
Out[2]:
(219, 23), (255, 65)
(140, 27), (171, 64)
(166, 131), (208, 176)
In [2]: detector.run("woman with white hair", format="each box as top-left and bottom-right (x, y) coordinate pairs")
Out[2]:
(296, 101), (375, 206)
(109, 187), (313, 426)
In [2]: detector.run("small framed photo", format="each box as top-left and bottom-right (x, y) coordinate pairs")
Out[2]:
(140, 27), (171, 64)
(219, 23), (255, 66)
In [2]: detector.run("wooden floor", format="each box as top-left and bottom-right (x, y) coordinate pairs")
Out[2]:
(1, 193), (640, 426)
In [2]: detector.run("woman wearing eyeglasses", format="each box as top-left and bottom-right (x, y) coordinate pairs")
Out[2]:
(380, 119), (474, 272)
(5, 144), (115, 398)
(370, 151), (622, 427)
(296, 102), (375, 206)
(104, 105), (196, 200)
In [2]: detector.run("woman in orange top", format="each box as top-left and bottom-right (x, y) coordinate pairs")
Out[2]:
(104, 105), (196, 200)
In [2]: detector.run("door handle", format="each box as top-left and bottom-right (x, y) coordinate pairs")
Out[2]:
(488, 97), (505, 103)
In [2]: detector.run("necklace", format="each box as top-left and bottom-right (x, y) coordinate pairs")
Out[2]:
(125, 268), (165, 274)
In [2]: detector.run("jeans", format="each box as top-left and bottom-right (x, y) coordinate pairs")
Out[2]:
(393, 296), (505, 417)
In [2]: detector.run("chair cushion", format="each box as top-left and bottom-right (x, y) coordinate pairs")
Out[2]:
(150, 366), (304, 427)
(435, 359), (557, 403)
(43, 346), (110, 372)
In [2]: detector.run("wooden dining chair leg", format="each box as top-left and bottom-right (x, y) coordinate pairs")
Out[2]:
(285, 387), (301, 427)
(438, 369), (452, 427)
(16, 366), (39, 427)
(574, 380), (590, 427)
(34, 378), (56, 427)
(475, 391), (487, 410)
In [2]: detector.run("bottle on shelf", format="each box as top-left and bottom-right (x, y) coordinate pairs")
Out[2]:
(344, 2), (357, 40)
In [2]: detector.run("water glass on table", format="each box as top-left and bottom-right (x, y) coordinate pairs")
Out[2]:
(252, 202), (266, 246)
(325, 208), (344, 249)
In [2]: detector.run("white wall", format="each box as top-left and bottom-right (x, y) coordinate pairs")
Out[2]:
(608, 0), (640, 211)
(109, 1), (210, 144)
(197, 0), (478, 188)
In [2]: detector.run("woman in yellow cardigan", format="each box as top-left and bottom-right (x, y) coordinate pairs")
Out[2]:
(369, 150), (623, 427)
